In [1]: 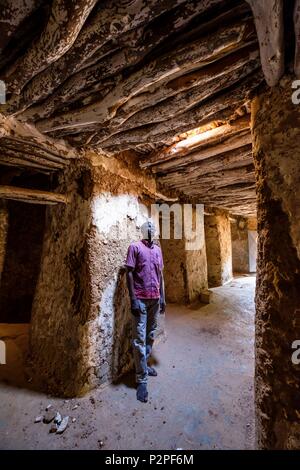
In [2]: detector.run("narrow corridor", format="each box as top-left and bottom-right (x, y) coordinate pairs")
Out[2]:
(0, 276), (255, 450)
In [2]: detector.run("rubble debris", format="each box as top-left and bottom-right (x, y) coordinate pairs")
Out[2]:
(43, 409), (56, 424)
(56, 416), (69, 434)
(34, 416), (43, 423)
(54, 412), (62, 425)
(49, 424), (58, 433)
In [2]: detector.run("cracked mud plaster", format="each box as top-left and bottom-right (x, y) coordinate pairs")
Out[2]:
(29, 157), (165, 397)
(252, 75), (300, 449)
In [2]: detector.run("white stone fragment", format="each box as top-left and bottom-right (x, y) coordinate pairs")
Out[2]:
(56, 416), (69, 434)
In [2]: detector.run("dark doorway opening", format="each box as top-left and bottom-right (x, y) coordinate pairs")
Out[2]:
(0, 200), (46, 323)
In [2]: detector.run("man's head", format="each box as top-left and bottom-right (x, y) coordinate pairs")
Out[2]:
(141, 220), (156, 242)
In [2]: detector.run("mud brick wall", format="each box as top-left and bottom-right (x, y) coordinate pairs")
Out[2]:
(252, 76), (300, 449)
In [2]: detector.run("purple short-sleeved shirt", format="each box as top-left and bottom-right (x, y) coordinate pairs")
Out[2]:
(125, 240), (164, 299)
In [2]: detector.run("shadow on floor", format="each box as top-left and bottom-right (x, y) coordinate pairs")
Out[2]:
(112, 353), (160, 390)
(112, 370), (136, 389)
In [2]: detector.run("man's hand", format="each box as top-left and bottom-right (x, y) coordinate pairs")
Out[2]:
(160, 300), (166, 315)
(131, 298), (141, 317)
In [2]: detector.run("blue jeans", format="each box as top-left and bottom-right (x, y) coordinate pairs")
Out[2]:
(131, 298), (160, 384)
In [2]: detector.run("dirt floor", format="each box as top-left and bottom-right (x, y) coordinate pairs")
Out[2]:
(0, 275), (255, 450)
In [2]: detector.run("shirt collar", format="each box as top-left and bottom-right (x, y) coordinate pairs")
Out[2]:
(141, 239), (154, 248)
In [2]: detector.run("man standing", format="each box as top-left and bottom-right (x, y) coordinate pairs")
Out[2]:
(126, 220), (166, 403)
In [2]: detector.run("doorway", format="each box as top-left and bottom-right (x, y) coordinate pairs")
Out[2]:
(0, 200), (46, 323)
(0, 198), (46, 387)
(248, 230), (257, 273)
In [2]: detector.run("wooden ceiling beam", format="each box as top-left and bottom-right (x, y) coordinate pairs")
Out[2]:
(90, 70), (262, 152)
(151, 133), (252, 173)
(0, 0), (41, 53)
(106, 16), (254, 131)
(0, 147), (64, 171)
(3, 0), (98, 95)
(0, 185), (68, 205)
(3, 0), (191, 115)
(0, 156), (52, 172)
(159, 165), (255, 192)
(0, 114), (77, 171)
(18, 0), (229, 121)
(245, 0), (284, 86)
(156, 146), (253, 183)
(36, 18), (255, 133)
(99, 54), (259, 140)
(190, 184), (256, 200)
(141, 115), (251, 169)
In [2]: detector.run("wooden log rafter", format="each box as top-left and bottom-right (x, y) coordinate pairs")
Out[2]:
(0, 139), (68, 166)
(155, 146), (253, 184)
(115, 46), (257, 129)
(97, 54), (259, 141)
(0, 0), (42, 53)
(0, 114), (77, 171)
(0, 146), (65, 171)
(245, 0), (284, 86)
(158, 164), (255, 191)
(3, 0), (99, 94)
(0, 0), (277, 217)
(46, 43), (258, 143)
(0, 185), (68, 204)
(94, 70), (263, 150)
(17, 0), (231, 120)
(3, 0), (192, 115)
(151, 132), (252, 173)
(0, 155), (54, 172)
(198, 182), (256, 199)
(141, 115), (251, 169)
(36, 18), (256, 133)
(0, 114), (77, 158)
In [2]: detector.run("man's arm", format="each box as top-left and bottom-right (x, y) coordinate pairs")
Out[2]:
(126, 266), (141, 316)
(126, 267), (136, 300)
(158, 246), (166, 314)
(159, 271), (166, 314)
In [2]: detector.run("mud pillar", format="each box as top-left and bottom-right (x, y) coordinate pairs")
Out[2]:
(231, 217), (257, 273)
(30, 155), (165, 396)
(30, 162), (94, 397)
(160, 204), (207, 303)
(252, 76), (300, 449)
(204, 209), (233, 287)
